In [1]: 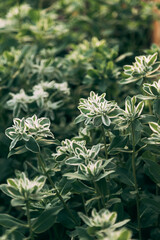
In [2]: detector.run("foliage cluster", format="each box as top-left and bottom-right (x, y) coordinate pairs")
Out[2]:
(0, 1), (160, 240)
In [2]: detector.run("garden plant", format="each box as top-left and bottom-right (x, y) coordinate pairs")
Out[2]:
(1, 1), (160, 240)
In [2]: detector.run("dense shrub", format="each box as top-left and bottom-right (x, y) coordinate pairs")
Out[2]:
(0, 1), (160, 240)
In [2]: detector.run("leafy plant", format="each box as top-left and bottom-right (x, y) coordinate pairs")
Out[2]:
(1, 1), (160, 240)
(77, 208), (131, 240)
(76, 91), (119, 127)
(121, 53), (160, 85)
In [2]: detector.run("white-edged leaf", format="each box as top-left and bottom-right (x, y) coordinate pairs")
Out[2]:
(149, 122), (160, 134)
(102, 114), (111, 126)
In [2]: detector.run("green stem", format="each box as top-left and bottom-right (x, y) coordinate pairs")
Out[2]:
(101, 125), (110, 199)
(52, 225), (59, 240)
(107, 129), (112, 143)
(37, 153), (78, 225)
(93, 181), (101, 210)
(131, 124), (141, 240)
(156, 184), (160, 227)
(156, 184), (159, 196)
(101, 125), (108, 160)
(94, 181), (105, 208)
(26, 200), (34, 240)
(148, 100), (152, 115)
(81, 194), (87, 215)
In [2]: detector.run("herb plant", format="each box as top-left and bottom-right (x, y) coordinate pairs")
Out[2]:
(0, 1), (160, 240)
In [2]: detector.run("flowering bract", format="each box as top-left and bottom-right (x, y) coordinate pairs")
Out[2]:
(5, 115), (54, 152)
(32, 84), (49, 107)
(54, 139), (101, 165)
(79, 160), (114, 181)
(121, 52), (160, 85)
(53, 139), (86, 161)
(137, 79), (160, 100)
(0, 171), (46, 204)
(6, 89), (33, 117)
(25, 115), (53, 138)
(78, 209), (131, 240)
(5, 118), (29, 151)
(76, 91), (119, 127)
(115, 96), (144, 131)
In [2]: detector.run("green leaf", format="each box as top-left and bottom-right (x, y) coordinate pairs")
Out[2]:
(153, 99), (160, 117)
(102, 114), (111, 126)
(108, 136), (128, 153)
(13, 103), (21, 118)
(136, 94), (155, 100)
(90, 144), (101, 159)
(87, 226), (101, 236)
(135, 56), (142, 64)
(150, 86), (159, 96)
(148, 62), (160, 75)
(75, 114), (86, 124)
(11, 198), (25, 207)
(76, 226), (93, 240)
(148, 52), (158, 66)
(32, 206), (62, 234)
(113, 219), (130, 228)
(115, 52), (132, 62)
(65, 157), (84, 165)
(0, 184), (21, 199)
(10, 135), (20, 151)
(149, 122), (159, 134)
(37, 138), (60, 146)
(118, 229), (132, 240)
(8, 145), (27, 158)
(119, 76), (141, 85)
(116, 168), (134, 187)
(72, 181), (94, 194)
(25, 136), (40, 153)
(56, 153), (67, 161)
(142, 197), (160, 213)
(105, 198), (121, 208)
(57, 209), (80, 229)
(123, 65), (132, 71)
(136, 101), (144, 116)
(95, 170), (114, 182)
(140, 114), (157, 124)
(0, 214), (27, 229)
(93, 116), (102, 127)
(63, 172), (88, 181)
(78, 212), (91, 226)
(143, 158), (160, 184)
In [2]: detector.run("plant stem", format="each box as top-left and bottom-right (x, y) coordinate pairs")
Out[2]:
(107, 129), (112, 142)
(26, 200), (34, 240)
(101, 125), (108, 160)
(94, 181), (105, 208)
(37, 153), (79, 225)
(81, 193), (87, 215)
(101, 125), (110, 199)
(93, 181), (101, 210)
(131, 124), (141, 240)
(148, 100), (153, 115)
(156, 184), (159, 196)
(156, 184), (160, 227)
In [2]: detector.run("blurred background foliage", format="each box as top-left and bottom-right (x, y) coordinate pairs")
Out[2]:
(0, 0), (156, 182)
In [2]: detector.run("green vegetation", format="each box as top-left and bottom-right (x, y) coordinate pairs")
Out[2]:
(0, 1), (160, 239)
